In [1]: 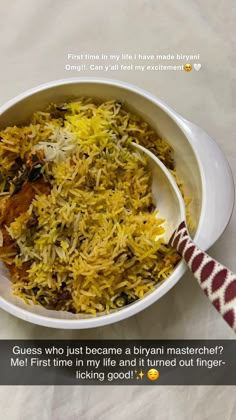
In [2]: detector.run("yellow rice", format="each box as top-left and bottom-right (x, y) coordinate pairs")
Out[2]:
(0, 99), (184, 314)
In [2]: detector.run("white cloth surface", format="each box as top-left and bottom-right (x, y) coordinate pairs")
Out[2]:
(0, 0), (236, 418)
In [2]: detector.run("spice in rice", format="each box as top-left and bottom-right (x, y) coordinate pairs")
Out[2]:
(0, 99), (182, 314)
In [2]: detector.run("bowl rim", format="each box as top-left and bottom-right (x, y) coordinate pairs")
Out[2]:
(0, 77), (216, 329)
(0, 76), (207, 244)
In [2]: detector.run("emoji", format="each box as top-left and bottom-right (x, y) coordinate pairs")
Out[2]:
(193, 63), (201, 71)
(147, 369), (160, 381)
(136, 370), (145, 380)
(184, 63), (192, 72)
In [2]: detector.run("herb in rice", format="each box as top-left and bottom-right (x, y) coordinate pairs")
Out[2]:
(0, 99), (182, 314)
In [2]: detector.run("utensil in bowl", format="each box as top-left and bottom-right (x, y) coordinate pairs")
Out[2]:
(133, 143), (236, 331)
(0, 78), (234, 329)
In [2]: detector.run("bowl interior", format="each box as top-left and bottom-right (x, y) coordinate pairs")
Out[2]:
(0, 80), (203, 324)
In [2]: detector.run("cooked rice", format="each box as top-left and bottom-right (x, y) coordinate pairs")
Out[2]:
(0, 99), (185, 314)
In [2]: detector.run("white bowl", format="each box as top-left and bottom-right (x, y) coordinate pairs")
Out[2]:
(0, 78), (234, 329)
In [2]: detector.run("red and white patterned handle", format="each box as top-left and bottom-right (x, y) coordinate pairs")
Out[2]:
(169, 221), (236, 331)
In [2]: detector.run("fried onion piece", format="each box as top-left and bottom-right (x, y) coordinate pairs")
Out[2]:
(0, 178), (51, 262)
(0, 178), (51, 226)
(6, 261), (31, 283)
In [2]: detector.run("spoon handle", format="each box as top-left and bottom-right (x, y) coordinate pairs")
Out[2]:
(169, 221), (236, 331)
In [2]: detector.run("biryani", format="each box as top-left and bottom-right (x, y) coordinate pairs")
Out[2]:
(0, 99), (182, 314)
